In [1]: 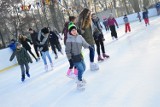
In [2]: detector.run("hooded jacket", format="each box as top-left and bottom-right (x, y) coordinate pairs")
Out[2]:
(65, 34), (90, 61)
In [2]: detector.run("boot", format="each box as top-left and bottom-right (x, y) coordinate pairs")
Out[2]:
(98, 55), (104, 61)
(74, 68), (78, 76)
(103, 53), (110, 58)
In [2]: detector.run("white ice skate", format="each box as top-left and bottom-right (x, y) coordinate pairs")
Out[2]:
(90, 62), (99, 71)
(77, 80), (85, 91)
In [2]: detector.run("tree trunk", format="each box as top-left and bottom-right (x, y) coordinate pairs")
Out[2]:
(0, 30), (5, 48)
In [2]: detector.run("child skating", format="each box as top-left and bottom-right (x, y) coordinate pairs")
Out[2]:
(9, 42), (32, 82)
(65, 23), (91, 90)
(123, 14), (131, 33)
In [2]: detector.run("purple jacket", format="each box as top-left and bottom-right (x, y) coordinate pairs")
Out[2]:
(107, 18), (118, 27)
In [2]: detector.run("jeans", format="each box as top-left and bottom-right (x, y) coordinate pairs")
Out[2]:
(89, 45), (95, 62)
(74, 60), (86, 81)
(20, 63), (29, 77)
(41, 51), (52, 65)
(95, 39), (105, 56)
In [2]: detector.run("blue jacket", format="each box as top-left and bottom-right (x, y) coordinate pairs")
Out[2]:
(143, 11), (148, 19)
(8, 43), (16, 51)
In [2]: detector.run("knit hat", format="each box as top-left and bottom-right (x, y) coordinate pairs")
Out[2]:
(41, 27), (49, 34)
(68, 22), (77, 34)
(15, 42), (21, 47)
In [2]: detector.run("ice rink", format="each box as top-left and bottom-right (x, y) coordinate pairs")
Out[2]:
(0, 16), (160, 107)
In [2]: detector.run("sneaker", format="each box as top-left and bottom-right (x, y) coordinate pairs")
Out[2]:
(90, 62), (99, 71)
(44, 65), (48, 71)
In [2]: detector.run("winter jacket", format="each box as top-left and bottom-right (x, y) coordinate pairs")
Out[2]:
(107, 18), (118, 27)
(37, 31), (49, 52)
(92, 17), (102, 31)
(10, 47), (32, 65)
(48, 31), (59, 45)
(30, 31), (38, 45)
(19, 38), (32, 50)
(143, 11), (149, 19)
(65, 34), (90, 61)
(123, 16), (129, 24)
(8, 43), (16, 51)
(103, 20), (108, 27)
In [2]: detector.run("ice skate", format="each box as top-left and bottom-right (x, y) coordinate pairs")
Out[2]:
(90, 62), (99, 71)
(66, 69), (77, 79)
(44, 65), (48, 71)
(98, 56), (104, 61)
(77, 80), (85, 91)
(21, 75), (25, 82)
(50, 63), (54, 70)
(55, 54), (58, 59)
(103, 53), (110, 58)
(26, 72), (30, 77)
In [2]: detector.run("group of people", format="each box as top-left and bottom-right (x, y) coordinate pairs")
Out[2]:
(9, 27), (63, 82)
(8, 7), (151, 89)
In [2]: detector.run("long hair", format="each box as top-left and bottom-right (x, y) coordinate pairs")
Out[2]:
(77, 8), (91, 30)
(18, 34), (26, 42)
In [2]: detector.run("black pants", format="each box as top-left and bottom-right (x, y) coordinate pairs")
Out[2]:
(109, 25), (117, 38)
(27, 49), (37, 60)
(69, 59), (76, 69)
(95, 38), (105, 56)
(51, 42), (62, 55)
(33, 45), (41, 58)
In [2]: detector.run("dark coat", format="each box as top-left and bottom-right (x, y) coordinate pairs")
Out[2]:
(8, 43), (16, 51)
(143, 11), (149, 19)
(10, 47), (32, 65)
(19, 38), (32, 50)
(30, 31), (38, 45)
(48, 31), (59, 45)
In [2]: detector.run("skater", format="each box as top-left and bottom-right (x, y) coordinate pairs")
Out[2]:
(62, 16), (78, 78)
(102, 17), (109, 31)
(155, 2), (160, 15)
(137, 12), (141, 22)
(65, 23), (91, 89)
(37, 27), (53, 71)
(91, 13), (109, 61)
(18, 35), (38, 62)
(77, 8), (99, 71)
(29, 28), (41, 60)
(107, 13), (119, 40)
(9, 42), (32, 82)
(48, 27), (63, 59)
(8, 39), (16, 52)
(142, 8), (149, 26)
(93, 28), (110, 61)
(123, 14), (131, 33)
